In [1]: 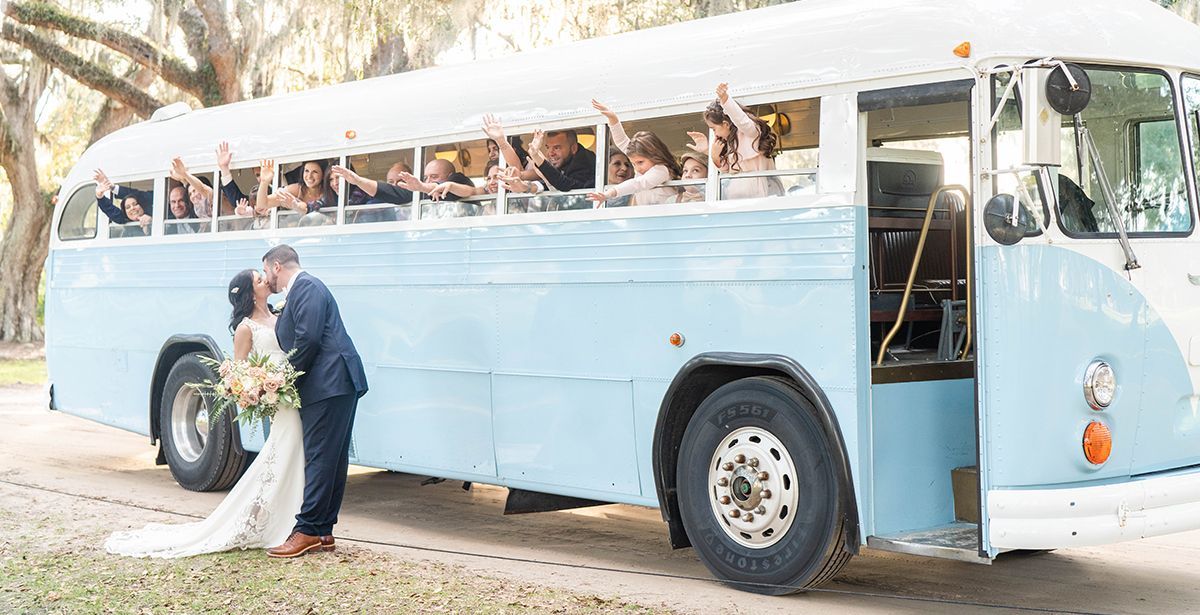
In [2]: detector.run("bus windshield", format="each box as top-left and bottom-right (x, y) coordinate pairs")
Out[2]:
(1055, 67), (1192, 235)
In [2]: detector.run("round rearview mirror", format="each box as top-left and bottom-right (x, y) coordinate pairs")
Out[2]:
(983, 194), (1033, 246)
(1045, 63), (1091, 116)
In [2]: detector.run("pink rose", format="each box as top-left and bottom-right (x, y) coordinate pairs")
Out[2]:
(241, 389), (259, 406)
(263, 391), (279, 405)
(249, 367), (267, 381)
(263, 375), (284, 393)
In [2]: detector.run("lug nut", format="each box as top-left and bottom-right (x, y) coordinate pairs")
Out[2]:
(722, 462), (734, 471)
(761, 489), (772, 499)
(748, 457), (759, 468)
(734, 454), (746, 464)
(756, 506), (767, 515)
(743, 512), (754, 522)
(729, 509), (740, 518)
(719, 496), (731, 505)
(717, 477), (728, 487)
(757, 471), (769, 481)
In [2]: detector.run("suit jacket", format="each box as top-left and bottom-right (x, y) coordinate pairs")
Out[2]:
(535, 148), (596, 192)
(275, 272), (369, 405)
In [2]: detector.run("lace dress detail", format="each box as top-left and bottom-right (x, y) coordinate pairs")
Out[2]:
(105, 318), (305, 558)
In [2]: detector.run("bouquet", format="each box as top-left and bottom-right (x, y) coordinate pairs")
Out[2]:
(188, 352), (303, 427)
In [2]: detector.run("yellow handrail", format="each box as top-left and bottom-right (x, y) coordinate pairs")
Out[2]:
(875, 184), (971, 366)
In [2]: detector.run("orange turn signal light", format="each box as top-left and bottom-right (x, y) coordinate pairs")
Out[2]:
(953, 42), (971, 58)
(669, 332), (685, 347)
(1083, 421), (1112, 465)
(345, 129), (358, 140)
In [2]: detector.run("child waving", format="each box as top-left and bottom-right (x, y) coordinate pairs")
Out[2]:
(588, 99), (682, 207)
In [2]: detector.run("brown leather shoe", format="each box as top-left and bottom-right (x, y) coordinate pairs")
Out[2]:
(266, 532), (322, 558)
(319, 535), (335, 552)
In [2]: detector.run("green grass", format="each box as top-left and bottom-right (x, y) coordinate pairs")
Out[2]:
(0, 359), (45, 385)
(0, 544), (663, 614)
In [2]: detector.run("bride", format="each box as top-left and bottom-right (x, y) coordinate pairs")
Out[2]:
(105, 269), (321, 557)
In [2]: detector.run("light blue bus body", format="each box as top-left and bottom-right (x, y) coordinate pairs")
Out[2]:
(43, 0), (1200, 589)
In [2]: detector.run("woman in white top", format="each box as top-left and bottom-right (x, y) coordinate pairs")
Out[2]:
(688, 82), (781, 200)
(587, 100), (682, 207)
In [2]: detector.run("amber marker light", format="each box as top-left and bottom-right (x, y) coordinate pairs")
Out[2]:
(953, 42), (971, 58)
(345, 129), (358, 140)
(669, 332), (685, 347)
(1083, 421), (1112, 465)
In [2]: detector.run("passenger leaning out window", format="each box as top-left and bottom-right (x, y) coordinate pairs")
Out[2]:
(93, 168), (152, 235)
(587, 100), (681, 207)
(689, 82), (780, 200)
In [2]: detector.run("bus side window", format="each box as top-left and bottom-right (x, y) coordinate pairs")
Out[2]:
(504, 127), (596, 214)
(106, 179), (155, 239)
(218, 166), (266, 232)
(345, 148), (415, 224)
(419, 138), (499, 219)
(276, 159), (338, 229)
(58, 184), (98, 241)
(717, 96), (819, 201)
(605, 112), (703, 207)
(164, 175), (213, 236)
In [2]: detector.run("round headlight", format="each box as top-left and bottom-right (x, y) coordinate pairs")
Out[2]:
(1083, 360), (1115, 409)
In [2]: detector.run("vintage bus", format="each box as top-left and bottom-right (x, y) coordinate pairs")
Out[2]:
(45, 0), (1200, 594)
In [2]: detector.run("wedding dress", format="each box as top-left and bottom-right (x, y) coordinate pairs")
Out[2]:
(105, 318), (305, 558)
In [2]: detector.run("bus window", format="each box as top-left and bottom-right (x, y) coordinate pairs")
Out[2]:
(57, 184), (98, 241)
(277, 158), (338, 229)
(1183, 75), (1200, 208)
(504, 127), (596, 213)
(419, 138), (499, 219)
(603, 114), (701, 207)
(164, 175), (213, 236)
(106, 179), (154, 239)
(717, 97), (820, 201)
(345, 148), (415, 224)
(1055, 68), (1191, 235)
(217, 166), (266, 232)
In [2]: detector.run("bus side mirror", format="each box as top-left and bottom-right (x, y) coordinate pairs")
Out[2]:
(1021, 68), (1063, 167)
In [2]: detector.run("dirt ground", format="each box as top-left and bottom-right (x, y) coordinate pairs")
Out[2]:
(0, 341), (44, 361)
(2, 383), (1199, 614)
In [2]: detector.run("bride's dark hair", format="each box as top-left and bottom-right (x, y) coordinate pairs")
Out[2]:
(227, 269), (257, 334)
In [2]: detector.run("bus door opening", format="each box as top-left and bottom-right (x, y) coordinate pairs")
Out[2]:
(859, 81), (987, 562)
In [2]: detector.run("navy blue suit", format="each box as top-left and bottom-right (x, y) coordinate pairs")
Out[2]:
(275, 271), (368, 537)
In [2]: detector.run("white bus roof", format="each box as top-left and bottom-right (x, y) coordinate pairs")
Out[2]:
(66, 0), (1200, 191)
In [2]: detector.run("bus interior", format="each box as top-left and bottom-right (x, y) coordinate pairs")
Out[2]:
(861, 82), (984, 561)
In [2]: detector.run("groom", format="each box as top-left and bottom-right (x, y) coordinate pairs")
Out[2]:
(261, 244), (369, 558)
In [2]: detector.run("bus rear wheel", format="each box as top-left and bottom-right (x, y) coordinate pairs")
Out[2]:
(676, 376), (852, 595)
(159, 352), (248, 492)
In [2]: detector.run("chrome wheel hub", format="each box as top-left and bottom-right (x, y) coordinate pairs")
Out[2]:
(707, 426), (799, 548)
(170, 386), (209, 463)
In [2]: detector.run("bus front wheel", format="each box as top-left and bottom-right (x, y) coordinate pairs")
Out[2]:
(159, 352), (248, 492)
(676, 376), (852, 594)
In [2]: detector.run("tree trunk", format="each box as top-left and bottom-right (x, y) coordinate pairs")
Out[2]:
(0, 164), (50, 343)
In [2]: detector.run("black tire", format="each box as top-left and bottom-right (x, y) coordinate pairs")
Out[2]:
(676, 376), (852, 595)
(159, 352), (249, 491)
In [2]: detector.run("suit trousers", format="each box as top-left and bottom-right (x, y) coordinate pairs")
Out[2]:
(293, 393), (358, 537)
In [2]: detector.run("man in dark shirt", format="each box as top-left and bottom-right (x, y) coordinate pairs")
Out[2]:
(531, 130), (596, 192)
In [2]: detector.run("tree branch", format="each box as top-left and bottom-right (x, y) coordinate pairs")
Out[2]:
(193, 0), (242, 102)
(4, 0), (218, 104)
(1, 22), (162, 118)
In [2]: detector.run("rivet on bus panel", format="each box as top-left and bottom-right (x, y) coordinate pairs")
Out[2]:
(1083, 421), (1113, 465)
(669, 332), (685, 347)
(953, 42), (971, 58)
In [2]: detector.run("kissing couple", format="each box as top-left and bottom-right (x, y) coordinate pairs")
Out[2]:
(106, 244), (369, 558)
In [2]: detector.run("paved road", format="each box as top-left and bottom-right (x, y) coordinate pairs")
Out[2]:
(2, 384), (1197, 614)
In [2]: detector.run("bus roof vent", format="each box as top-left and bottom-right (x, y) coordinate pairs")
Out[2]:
(150, 102), (191, 122)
